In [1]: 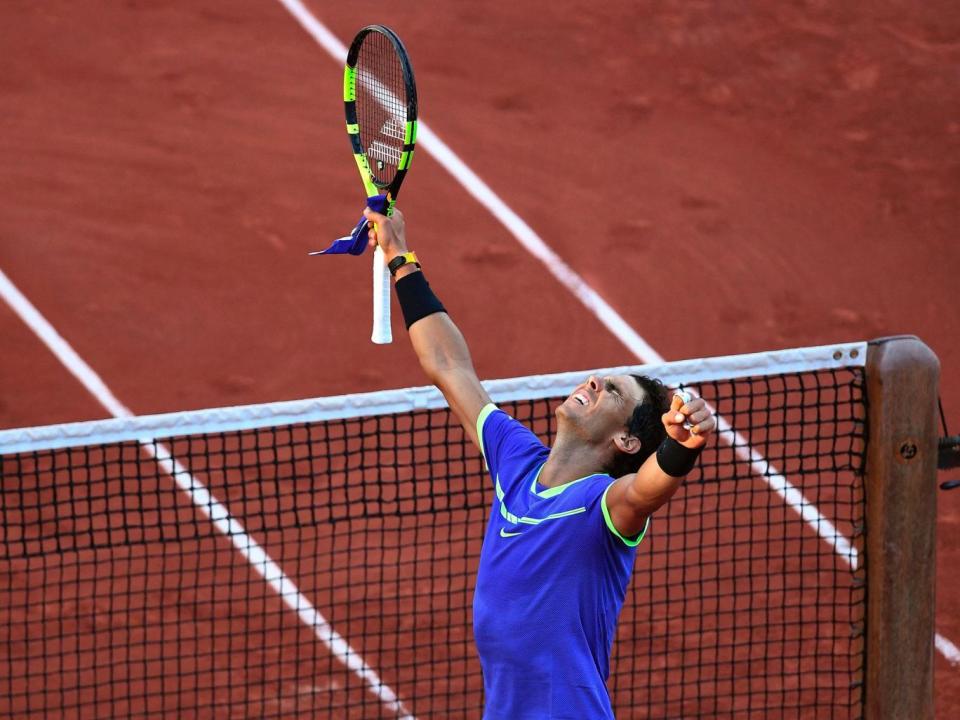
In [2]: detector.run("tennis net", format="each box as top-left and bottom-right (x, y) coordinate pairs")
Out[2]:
(0, 341), (877, 718)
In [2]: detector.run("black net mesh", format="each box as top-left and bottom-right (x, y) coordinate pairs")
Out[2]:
(0, 366), (867, 718)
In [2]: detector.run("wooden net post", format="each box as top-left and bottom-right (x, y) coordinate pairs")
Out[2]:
(865, 335), (939, 719)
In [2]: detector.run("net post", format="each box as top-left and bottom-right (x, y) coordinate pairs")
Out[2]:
(864, 335), (939, 719)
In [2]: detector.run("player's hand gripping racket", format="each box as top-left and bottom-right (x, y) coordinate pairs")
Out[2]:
(345, 25), (418, 344)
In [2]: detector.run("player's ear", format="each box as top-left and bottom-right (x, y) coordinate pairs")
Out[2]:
(614, 433), (641, 455)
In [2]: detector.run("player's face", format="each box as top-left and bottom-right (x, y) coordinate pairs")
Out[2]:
(558, 374), (644, 439)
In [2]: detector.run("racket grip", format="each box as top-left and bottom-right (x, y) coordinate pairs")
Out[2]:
(371, 246), (392, 344)
(674, 390), (695, 431)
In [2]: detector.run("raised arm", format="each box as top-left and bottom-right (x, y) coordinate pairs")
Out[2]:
(363, 206), (491, 450)
(604, 393), (717, 537)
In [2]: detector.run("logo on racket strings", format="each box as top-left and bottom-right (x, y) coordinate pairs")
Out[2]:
(368, 140), (402, 169)
(380, 117), (405, 141)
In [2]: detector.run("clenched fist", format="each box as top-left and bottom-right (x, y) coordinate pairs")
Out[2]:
(662, 391), (716, 449)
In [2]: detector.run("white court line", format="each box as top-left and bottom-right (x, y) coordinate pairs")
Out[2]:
(273, 0), (959, 666)
(0, 268), (417, 719)
(938, 634), (960, 666)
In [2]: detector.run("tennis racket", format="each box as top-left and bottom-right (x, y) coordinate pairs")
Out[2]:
(345, 25), (419, 344)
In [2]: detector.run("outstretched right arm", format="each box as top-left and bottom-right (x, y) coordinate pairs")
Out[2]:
(363, 207), (491, 450)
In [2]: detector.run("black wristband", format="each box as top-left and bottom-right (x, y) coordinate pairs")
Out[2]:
(394, 270), (447, 329)
(656, 437), (701, 478)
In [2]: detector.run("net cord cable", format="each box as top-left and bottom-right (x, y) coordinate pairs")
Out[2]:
(0, 342), (868, 454)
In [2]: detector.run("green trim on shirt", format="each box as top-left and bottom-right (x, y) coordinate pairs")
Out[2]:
(601, 483), (649, 547)
(476, 403), (498, 465)
(496, 477), (587, 525)
(529, 465), (601, 498)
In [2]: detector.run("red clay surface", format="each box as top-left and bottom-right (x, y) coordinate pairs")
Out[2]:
(1, 0), (958, 716)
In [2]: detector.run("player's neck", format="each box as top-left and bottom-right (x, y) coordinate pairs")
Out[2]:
(539, 434), (609, 489)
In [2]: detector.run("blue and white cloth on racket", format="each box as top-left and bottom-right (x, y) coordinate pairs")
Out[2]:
(309, 194), (389, 256)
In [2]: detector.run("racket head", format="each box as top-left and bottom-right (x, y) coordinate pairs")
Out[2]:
(345, 25), (418, 198)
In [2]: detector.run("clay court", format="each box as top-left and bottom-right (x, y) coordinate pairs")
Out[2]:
(1, 0), (958, 717)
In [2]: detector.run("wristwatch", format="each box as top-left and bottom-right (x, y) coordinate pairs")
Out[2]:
(387, 251), (421, 276)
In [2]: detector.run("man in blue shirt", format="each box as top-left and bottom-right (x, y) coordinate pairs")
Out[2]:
(364, 206), (716, 719)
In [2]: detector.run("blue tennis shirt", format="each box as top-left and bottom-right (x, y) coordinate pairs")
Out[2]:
(473, 404), (649, 720)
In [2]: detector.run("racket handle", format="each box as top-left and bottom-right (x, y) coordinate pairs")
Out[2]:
(674, 390), (695, 431)
(371, 246), (392, 344)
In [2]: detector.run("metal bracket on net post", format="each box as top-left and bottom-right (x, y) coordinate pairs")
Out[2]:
(865, 335), (939, 720)
(939, 435), (960, 490)
(939, 435), (960, 470)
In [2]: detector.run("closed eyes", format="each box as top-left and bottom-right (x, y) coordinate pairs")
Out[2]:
(604, 379), (623, 401)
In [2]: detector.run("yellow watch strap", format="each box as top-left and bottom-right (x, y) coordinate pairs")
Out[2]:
(388, 251), (421, 276)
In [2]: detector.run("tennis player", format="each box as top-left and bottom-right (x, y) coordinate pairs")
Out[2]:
(364, 206), (716, 720)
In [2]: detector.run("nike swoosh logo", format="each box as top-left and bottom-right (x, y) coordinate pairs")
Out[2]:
(499, 528), (522, 538)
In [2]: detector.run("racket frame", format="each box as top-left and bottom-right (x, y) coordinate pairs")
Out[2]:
(344, 25), (418, 344)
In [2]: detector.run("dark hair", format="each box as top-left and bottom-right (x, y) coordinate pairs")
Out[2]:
(605, 374), (670, 478)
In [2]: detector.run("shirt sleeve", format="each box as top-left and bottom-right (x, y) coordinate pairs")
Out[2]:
(600, 480), (650, 548)
(476, 403), (547, 485)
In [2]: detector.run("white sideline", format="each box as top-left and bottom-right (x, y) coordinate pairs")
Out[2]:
(0, 268), (416, 720)
(272, 0), (958, 667)
(937, 634), (960, 666)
